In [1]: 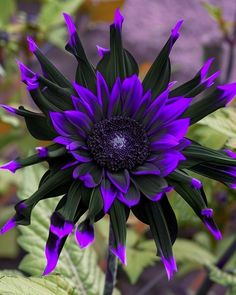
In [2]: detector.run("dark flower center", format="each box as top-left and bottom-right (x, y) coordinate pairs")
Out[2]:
(87, 116), (150, 172)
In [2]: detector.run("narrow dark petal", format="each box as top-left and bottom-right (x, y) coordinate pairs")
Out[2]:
(96, 45), (110, 58)
(161, 254), (178, 280)
(0, 160), (21, 173)
(100, 178), (117, 213)
(111, 243), (127, 265)
(202, 218), (222, 240)
(43, 213), (74, 275)
(200, 58), (214, 80)
(75, 222), (94, 248)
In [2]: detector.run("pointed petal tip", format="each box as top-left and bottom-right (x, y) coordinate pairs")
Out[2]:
(111, 244), (127, 265)
(63, 12), (76, 35)
(217, 82), (236, 105)
(171, 19), (184, 41)
(27, 36), (37, 52)
(36, 147), (48, 158)
(96, 45), (110, 58)
(224, 149), (236, 159)
(75, 223), (95, 249)
(191, 178), (202, 189)
(200, 58), (214, 80)
(201, 208), (214, 218)
(0, 218), (16, 235)
(114, 8), (124, 30)
(161, 255), (178, 280)
(0, 160), (21, 173)
(0, 104), (17, 114)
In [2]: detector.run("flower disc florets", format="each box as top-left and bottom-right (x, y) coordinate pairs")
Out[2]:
(87, 116), (150, 172)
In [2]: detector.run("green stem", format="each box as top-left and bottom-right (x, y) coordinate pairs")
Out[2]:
(103, 222), (118, 295)
(196, 236), (236, 295)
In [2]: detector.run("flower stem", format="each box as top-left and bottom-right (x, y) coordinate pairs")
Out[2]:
(196, 236), (236, 295)
(103, 222), (118, 295)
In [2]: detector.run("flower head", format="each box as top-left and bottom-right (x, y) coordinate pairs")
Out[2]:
(1, 9), (236, 279)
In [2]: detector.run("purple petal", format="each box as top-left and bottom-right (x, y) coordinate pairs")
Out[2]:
(50, 112), (77, 137)
(114, 8), (124, 31)
(201, 208), (213, 218)
(0, 160), (21, 173)
(0, 104), (17, 114)
(63, 13), (76, 36)
(64, 110), (92, 133)
(0, 218), (16, 234)
(16, 60), (39, 90)
(224, 149), (236, 159)
(191, 178), (202, 189)
(71, 150), (92, 163)
(49, 213), (74, 239)
(150, 134), (179, 151)
(107, 170), (130, 193)
(158, 97), (192, 124)
(111, 243), (127, 265)
(203, 71), (220, 88)
(200, 58), (214, 80)
(171, 20), (184, 42)
(217, 83), (236, 106)
(27, 36), (37, 52)
(161, 255), (177, 280)
(75, 223), (94, 249)
(154, 151), (186, 177)
(96, 45), (110, 58)
(43, 243), (60, 275)
(100, 179), (117, 213)
(160, 118), (190, 140)
(61, 161), (79, 170)
(121, 75), (143, 116)
(204, 220), (222, 240)
(73, 163), (103, 187)
(36, 147), (48, 158)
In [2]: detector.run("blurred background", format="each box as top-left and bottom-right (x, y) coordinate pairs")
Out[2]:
(0, 1), (236, 294)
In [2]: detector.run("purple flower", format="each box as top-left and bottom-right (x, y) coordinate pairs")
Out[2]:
(1, 9), (236, 280)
